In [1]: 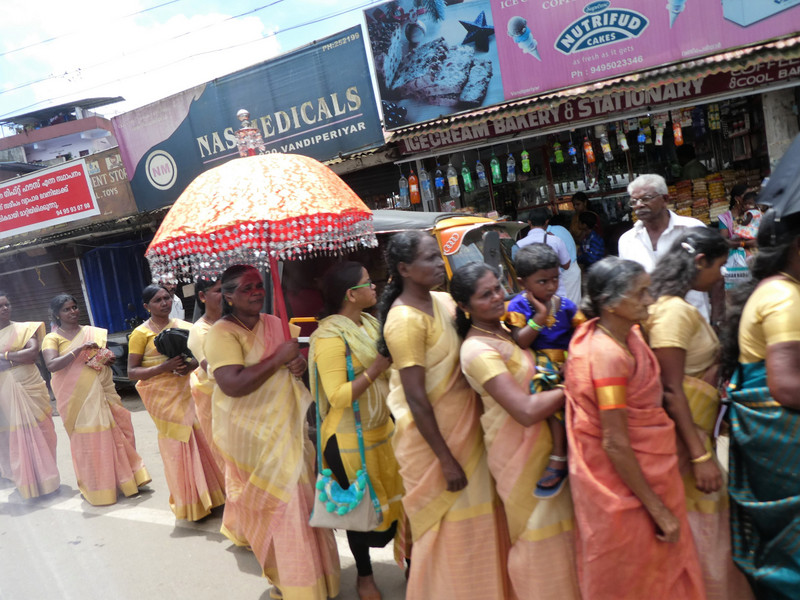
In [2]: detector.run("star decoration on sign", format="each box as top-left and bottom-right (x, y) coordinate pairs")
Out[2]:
(459, 11), (494, 52)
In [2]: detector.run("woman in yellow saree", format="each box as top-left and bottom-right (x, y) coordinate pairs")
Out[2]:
(377, 232), (509, 600)
(187, 277), (226, 474)
(128, 284), (225, 520)
(309, 261), (404, 600)
(206, 265), (339, 600)
(452, 263), (581, 600)
(0, 292), (60, 499)
(42, 294), (149, 506)
(646, 229), (753, 600)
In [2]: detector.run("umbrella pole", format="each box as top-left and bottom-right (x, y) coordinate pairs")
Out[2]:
(269, 255), (292, 340)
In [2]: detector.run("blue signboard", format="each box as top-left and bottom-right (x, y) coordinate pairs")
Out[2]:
(113, 26), (383, 212)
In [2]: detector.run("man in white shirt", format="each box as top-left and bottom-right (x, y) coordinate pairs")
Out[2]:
(164, 283), (185, 320)
(517, 208), (572, 299)
(617, 174), (711, 320)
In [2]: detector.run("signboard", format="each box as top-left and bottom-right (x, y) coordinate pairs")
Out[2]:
(112, 26), (384, 212)
(399, 57), (800, 154)
(84, 148), (138, 221)
(364, 0), (800, 129)
(0, 161), (100, 239)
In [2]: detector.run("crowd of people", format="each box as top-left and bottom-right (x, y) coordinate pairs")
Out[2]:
(0, 172), (797, 600)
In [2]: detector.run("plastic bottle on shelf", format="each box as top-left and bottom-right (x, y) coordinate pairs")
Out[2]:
(398, 173), (410, 208)
(408, 169), (421, 205)
(447, 162), (461, 198)
(461, 161), (474, 193)
(476, 159), (488, 187)
(553, 142), (564, 164)
(600, 134), (613, 161)
(521, 149), (531, 172)
(506, 153), (516, 182)
(419, 168), (434, 203)
(490, 151), (502, 184)
(568, 140), (578, 164)
(583, 137), (595, 164)
(434, 164), (445, 195)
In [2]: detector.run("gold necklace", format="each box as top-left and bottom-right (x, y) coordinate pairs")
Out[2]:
(231, 314), (256, 333)
(779, 271), (800, 285)
(471, 324), (512, 342)
(148, 318), (169, 334)
(596, 324), (628, 348)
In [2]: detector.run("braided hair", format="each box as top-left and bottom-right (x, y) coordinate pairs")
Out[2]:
(376, 231), (428, 356)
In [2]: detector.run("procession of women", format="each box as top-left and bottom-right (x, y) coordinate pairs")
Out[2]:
(1, 163), (798, 600)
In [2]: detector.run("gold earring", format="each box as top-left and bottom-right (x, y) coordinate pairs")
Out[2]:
(464, 311), (470, 319)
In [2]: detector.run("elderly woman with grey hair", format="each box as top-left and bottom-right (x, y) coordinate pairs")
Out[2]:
(564, 257), (705, 599)
(617, 173), (711, 321)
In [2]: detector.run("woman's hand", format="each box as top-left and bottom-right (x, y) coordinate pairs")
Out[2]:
(370, 353), (392, 377)
(285, 355), (307, 377)
(162, 355), (187, 375)
(692, 459), (723, 494)
(273, 339), (300, 366)
(439, 454), (468, 492)
(651, 506), (681, 543)
(79, 342), (99, 354)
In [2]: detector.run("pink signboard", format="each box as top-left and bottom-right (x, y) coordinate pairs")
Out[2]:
(0, 161), (100, 239)
(364, 0), (800, 128)
(491, 0), (800, 100)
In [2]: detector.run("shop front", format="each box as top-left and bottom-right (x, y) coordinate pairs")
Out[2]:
(388, 41), (800, 253)
(362, 0), (800, 250)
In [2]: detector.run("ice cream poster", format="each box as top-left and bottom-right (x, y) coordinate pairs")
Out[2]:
(493, 0), (800, 102)
(364, 0), (505, 129)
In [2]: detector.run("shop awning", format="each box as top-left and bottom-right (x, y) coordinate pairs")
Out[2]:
(388, 35), (800, 143)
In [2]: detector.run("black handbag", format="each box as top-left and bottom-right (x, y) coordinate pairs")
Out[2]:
(154, 328), (194, 360)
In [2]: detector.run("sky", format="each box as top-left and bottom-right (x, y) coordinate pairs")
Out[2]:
(0, 0), (384, 131)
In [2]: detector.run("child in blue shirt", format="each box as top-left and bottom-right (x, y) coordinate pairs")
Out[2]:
(506, 243), (585, 498)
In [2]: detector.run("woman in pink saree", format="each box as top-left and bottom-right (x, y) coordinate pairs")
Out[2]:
(42, 294), (149, 505)
(565, 257), (705, 599)
(0, 292), (60, 499)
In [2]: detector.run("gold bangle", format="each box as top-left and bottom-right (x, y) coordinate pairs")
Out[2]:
(363, 371), (373, 384)
(690, 450), (713, 464)
(3, 352), (7, 361)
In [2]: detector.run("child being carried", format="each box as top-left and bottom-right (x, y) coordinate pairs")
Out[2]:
(506, 244), (585, 498)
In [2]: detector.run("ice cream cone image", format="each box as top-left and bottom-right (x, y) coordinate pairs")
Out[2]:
(507, 17), (541, 61)
(667, 0), (688, 28)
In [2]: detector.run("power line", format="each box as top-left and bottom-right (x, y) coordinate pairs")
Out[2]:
(0, 0), (185, 58)
(0, 0), (288, 98)
(0, 0), (382, 120)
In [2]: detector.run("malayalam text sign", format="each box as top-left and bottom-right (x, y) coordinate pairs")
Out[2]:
(0, 161), (100, 239)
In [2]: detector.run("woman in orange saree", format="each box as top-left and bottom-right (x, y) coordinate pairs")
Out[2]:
(128, 284), (225, 520)
(0, 292), (60, 499)
(452, 263), (581, 600)
(377, 232), (509, 600)
(42, 294), (149, 505)
(206, 265), (339, 600)
(565, 257), (705, 600)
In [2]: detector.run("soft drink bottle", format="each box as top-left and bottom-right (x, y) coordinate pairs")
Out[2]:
(490, 152), (502, 184)
(447, 162), (460, 198)
(583, 137), (595, 164)
(617, 127), (630, 152)
(434, 165), (445, 195)
(553, 142), (564, 164)
(600, 134), (613, 161)
(398, 173), (410, 208)
(521, 150), (531, 173)
(419, 168), (434, 202)
(568, 141), (578, 164)
(672, 121), (684, 146)
(506, 154), (516, 182)
(637, 129), (646, 153)
(408, 169), (421, 204)
(476, 159), (488, 187)
(461, 161), (474, 193)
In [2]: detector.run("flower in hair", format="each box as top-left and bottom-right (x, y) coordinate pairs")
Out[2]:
(680, 242), (696, 254)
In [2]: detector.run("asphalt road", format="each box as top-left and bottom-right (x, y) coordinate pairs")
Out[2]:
(0, 390), (407, 600)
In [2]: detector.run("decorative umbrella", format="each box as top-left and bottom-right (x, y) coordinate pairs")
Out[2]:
(145, 152), (378, 335)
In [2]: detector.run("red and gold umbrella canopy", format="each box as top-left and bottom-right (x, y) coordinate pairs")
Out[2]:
(145, 153), (377, 282)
